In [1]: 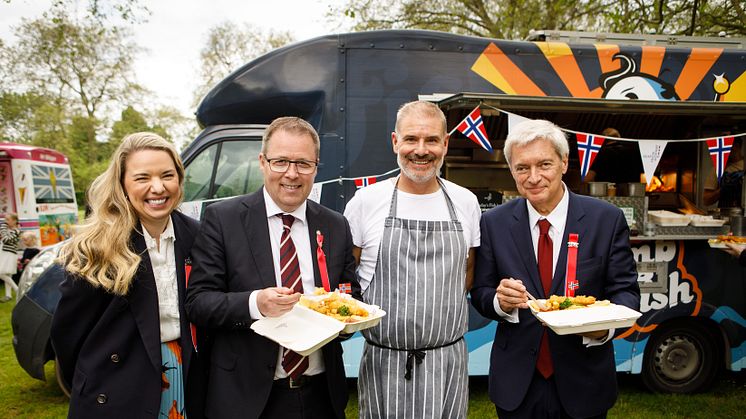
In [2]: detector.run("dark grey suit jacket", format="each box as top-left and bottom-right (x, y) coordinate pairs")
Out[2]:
(185, 189), (359, 419)
(471, 192), (640, 417)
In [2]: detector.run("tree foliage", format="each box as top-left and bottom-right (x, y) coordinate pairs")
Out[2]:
(332, 0), (745, 39)
(0, 6), (164, 205)
(193, 21), (294, 106)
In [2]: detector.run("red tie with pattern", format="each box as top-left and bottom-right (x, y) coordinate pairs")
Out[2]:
(536, 219), (554, 378)
(279, 214), (308, 379)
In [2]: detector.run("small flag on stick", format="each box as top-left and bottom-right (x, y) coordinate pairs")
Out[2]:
(452, 106), (493, 152)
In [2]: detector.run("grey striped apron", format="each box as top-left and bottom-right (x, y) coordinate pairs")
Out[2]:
(359, 178), (469, 419)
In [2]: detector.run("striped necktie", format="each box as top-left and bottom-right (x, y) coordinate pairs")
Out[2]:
(279, 214), (308, 378)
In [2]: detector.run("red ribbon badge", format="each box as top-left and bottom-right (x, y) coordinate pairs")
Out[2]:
(316, 230), (331, 292)
(564, 233), (579, 297)
(184, 258), (198, 352)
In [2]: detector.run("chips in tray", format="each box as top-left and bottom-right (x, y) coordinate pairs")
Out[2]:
(529, 295), (611, 312)
(299, 289), (386, 334)
(528, 295), (642, 335)
(300, 290), (370, 323)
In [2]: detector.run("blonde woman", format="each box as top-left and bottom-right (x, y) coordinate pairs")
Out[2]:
(50, 133), (205, 419)
(0, 212), (20, 302)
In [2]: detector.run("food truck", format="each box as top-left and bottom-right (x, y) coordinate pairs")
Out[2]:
(180, 29), (746, 393)
(0, 143), (77, 246)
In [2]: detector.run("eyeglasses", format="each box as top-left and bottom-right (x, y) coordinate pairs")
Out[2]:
(265, 158), (318, 175)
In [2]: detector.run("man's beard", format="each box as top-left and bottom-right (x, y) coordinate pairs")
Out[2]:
(397, 153), (443, 184)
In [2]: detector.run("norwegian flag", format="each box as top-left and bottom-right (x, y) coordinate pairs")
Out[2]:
(338, 283), (352, 294)
(706, 136), (735, 182)
(576, 133), (605, 180)
(454, 106), (493, 152)
(354, 176), (377, 189)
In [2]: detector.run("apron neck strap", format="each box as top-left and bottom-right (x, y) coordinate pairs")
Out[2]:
(388, 176), (460, 222)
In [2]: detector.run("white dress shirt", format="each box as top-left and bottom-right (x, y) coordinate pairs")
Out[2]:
(247, 188), (325, 378)
(142, 217), (181, 343)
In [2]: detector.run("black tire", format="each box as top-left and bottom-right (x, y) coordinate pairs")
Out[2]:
(54, 357), (71, 398)
(641, 322), (721, 393)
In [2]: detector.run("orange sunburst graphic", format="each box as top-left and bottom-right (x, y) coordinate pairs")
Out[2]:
(616, 241), (703, 340)
(472, 41), (729, 102)
(536, 42), (598, 97)
(471, 43), (545, 96)
(675, 48), (724, 100)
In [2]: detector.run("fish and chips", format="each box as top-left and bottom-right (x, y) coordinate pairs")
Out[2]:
(529, 294), (611, 312)
(300, 291), (370, 323)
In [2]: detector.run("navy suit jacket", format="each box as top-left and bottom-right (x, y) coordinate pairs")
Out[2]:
(184, 189), (359, 419)
(471, 191), (640, 417)
(51, 211), (205, 419)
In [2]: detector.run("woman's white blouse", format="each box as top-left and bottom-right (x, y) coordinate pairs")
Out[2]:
(142, 218), (180, 342)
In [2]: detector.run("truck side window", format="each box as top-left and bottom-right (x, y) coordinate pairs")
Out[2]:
(183, 143), (218, 202)
(213, 140), (263, 198)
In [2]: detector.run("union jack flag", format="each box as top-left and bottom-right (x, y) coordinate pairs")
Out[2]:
(706, 136), (735, 183)
(455, 106), (493, 152)
(338, 283), (352, 294)
(32, 164), (75, 203)
(354, 176), (377, 189)
(575, 133), (605, 181)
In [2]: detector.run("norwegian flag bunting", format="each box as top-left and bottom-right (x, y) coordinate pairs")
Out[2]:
(454, 106), (493, 152)
(354, 176), (377, 189)
(706, 136), (735, 183)
(575, 133), (605, 181)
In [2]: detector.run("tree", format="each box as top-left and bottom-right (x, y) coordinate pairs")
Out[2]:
(604, 0), (746, 36)
(193, 21), (294, 106)
(3, 0), (150, 24)
(7, 10), (143, 165)
(332, 0), (745, 39)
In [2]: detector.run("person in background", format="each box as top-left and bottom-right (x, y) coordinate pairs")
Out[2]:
(583, 127), (643, 184)
(50, 133), (205, 419)
(13, 231), (41, 284)
(0, 212), (21, 302)
(185, 117), (359, 419)
(471, 119), (640, 418)
(344, 101), (481, 418)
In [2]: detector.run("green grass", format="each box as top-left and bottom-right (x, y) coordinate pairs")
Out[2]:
(0, 296), (68, 418)
(3, 292), (745, 418)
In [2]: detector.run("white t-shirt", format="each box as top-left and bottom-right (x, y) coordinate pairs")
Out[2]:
(344, 177), (481, 291)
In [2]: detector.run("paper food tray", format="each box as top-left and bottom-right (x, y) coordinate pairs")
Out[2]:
(648, 210), (691, 227)
(708, 239), (728, 248)
(300, 294), (387, 334)
(251, 304), (344, 356)
(689, 216), (727, 227)
(529, 302), (642, 335)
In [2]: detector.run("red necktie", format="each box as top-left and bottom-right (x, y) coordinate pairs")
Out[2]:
(536, 218), (554, 378)
(279, 214), (308, 379)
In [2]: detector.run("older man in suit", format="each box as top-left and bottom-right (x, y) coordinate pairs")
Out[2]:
(471, 119), (639, 418)
(185, 117), (359, 419)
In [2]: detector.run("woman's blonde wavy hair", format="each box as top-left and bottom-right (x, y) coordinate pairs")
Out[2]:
(59, 132), (185, 295)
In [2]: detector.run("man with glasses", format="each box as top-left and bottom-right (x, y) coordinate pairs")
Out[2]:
(186, 117), (360, 419)
(471, 119), (639, 418)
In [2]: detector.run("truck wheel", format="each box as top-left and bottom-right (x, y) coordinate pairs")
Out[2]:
(54, 357), (71, 398)
(641, 323), (721, 393)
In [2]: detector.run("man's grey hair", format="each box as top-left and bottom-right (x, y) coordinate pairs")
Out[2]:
(394, 101), (447, 135)
(504, 119), (569, 166)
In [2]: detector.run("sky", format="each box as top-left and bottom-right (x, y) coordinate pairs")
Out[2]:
(0, 0), (348, 119)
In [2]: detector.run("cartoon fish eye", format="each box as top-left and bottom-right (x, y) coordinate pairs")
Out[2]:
(620, 87), (639, 100)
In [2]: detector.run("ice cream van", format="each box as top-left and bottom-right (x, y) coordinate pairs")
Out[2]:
(0, 143), (78, 247)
